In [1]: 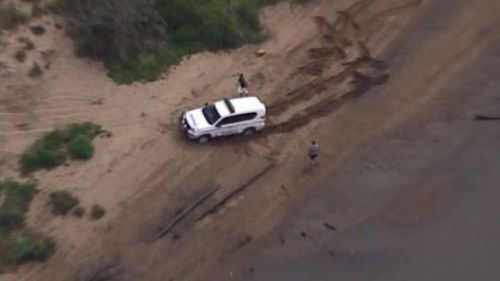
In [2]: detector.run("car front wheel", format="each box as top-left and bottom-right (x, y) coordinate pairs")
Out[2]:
(242, 128), (256, 136)
(197, 135), (211, 144)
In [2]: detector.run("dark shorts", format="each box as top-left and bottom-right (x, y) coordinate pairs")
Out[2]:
(309, 154), (318, 160)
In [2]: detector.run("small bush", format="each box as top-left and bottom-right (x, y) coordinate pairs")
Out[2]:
(0, 230), (55, 269)
(20, 122), (102, 174)
(0, 180), (54, 271)
(14, 49), (26, 62)
(90, 204), (105, 220)
(12, 231), (55, 263)
(0, 180), (37, 231)
(28, 62), (43, 78)
(65, 122), (102, 139)
(68, 135), (94, 160)
(18, 37), (35, 50)
(29, 25), (46, 35)
(49, 191), (79, 216)
(100, 130), (113, 138)
(20, 137), (67, 174)
(72, 206), (85, 218)
(0, 4), (28, 30)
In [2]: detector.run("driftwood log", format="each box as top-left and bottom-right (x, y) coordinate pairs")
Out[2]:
(155, 187), (219, 240)
(474, 115), (500, 121)
(197, 163), (274, 221)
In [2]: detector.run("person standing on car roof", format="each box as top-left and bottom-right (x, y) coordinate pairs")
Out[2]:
(237, 73), (250, 97)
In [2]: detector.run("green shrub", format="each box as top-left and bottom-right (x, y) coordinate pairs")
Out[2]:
(108, 46), (185, 84)
(29, 25), (46, 35)
(28, 62), (43, 78)
(66, 122), (102, 139)
(158, 0), (263, 51)
(49, 191), (79, 216)
(90, 204), (105, 220)
(53, 0), (165, 61)
(20, 137), (67, 174)
(0, 180), (55, 271)
(68, 135), (94, 159)
(50, 0), (280, 84)
(0, 230), (55, 268)
(72, 206), (85, 218)
(20, 122), (102, 174)
(15, 49), (26, 62)
(0, 180), (36, 231)
(13, 231), (55, 263)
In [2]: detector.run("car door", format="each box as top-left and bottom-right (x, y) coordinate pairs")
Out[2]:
(215, 113), (257, 136)
(214, 115), (240, 136)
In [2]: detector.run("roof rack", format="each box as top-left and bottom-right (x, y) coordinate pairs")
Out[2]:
(224, 98), (235, 113)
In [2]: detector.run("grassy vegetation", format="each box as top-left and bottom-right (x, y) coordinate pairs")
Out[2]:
(107, 46), (185, 84)
(0, 180), (55, 270)
(48, 0), (286, 84)
(0, 3), (28, 30)
(0, 231), (55, 266)
(0, 180), (36, 230)
(20, 122), (102, 175)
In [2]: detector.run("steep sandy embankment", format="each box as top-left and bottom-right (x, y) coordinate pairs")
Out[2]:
(1, 0), (499, 280)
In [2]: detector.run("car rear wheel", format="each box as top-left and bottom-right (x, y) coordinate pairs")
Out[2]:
(243, 128), (256, 136)
(197, 135), (211, 144)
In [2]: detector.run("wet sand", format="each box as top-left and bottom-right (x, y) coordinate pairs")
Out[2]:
(241, 12), (500, 281)
(243, 124), (500, 280)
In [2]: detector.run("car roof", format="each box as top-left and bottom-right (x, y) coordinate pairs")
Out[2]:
(214, 96), (265, 117)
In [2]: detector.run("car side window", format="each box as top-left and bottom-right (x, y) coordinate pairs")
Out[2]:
(217, 112), (257, 126)
(217, 117), (233, 126)
(239, 112), (257, 121)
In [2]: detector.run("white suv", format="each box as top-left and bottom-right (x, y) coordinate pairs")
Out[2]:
(181, 96), (266, 143)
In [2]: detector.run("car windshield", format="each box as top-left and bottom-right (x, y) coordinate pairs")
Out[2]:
(202, 104), (221, 125)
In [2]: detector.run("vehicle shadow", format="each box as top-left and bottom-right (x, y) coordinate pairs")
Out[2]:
(179, 130), (267, 147)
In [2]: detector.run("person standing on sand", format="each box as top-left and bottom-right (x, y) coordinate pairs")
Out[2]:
(308, 140), (319, 166)
(237, 73), (250, 97)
